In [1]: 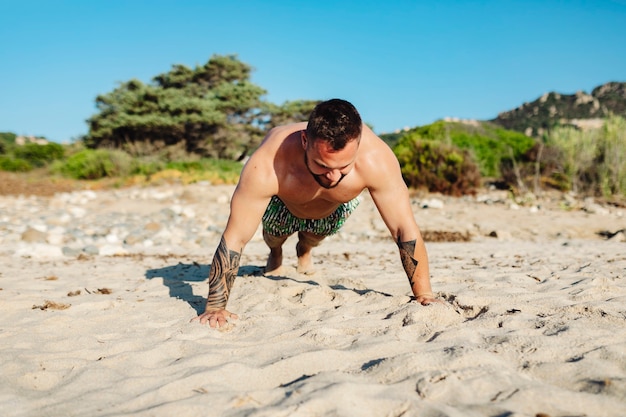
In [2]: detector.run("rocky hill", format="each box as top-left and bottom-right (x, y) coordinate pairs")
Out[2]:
(490, 81), (626, 136)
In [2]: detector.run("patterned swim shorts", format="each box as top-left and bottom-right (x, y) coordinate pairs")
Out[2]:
(262, 195), (360, 237)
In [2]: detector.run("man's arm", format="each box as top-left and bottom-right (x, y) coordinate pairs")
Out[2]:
(205, 235), (241, 311)
(365, 137), (437, 304)
(193, 148), (277, 327)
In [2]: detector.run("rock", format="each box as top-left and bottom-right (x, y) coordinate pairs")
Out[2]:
(62, 246), (82, 257)
(144, 222), (161, 232)
(488, 230), (513, 240)
(583, 198), (610, 215)
(99, 244), (127, 257)
(83, 245), (100, 255)
(21, 227), (47, 243)
(15, 243), (63, 258)
(421, 198), (444, 209)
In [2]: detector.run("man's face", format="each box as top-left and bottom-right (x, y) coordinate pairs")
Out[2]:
(302, 134), (359, 189)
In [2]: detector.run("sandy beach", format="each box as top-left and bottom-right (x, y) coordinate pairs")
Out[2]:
(0, 183), (625, 416)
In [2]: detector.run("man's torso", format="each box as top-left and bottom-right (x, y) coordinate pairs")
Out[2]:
(258, 123), (378, 220)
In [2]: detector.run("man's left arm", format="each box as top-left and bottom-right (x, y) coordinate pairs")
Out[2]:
(366, 141), (438, 305)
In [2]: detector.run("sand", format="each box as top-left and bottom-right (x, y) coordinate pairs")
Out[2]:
(0, 184), (625, 417)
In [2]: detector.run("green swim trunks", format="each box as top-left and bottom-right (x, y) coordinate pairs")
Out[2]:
(262, 195), (360, 237)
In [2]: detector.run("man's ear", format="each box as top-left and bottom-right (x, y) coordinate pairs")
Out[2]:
(301, 131), (307, 149)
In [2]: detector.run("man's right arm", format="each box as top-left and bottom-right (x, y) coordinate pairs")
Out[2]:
(193, 145), (278, 327)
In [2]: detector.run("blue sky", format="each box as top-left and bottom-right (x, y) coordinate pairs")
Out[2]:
(1, 0), (625, 143)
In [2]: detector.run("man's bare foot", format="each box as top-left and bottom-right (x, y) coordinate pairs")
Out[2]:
(264, 249), (283, 275)
(296, 242), (316, 275)
(296, 261), (316, 275)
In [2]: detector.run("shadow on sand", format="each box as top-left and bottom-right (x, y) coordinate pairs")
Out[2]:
(146, 262), (391, 315)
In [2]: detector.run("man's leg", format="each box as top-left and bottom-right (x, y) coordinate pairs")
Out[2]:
(296, 231), (326, 274)
(263, 230), (291, 275)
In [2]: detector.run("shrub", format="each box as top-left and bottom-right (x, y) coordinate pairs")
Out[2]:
(164, 158), (242, 183)
(0, 156), (32, 172)
(132, 158), (166, 176)
(12, 142), (65, 167)
(397, 121), (537, 180)
(597, 115), (626, 196)
(55, 149), (135, 179)
(547, 115), (626, 197)
(393, 138), (481, 195)
(0, 132), (16, 147)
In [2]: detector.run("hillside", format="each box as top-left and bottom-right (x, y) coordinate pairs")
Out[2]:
(490, 81), (626, 136)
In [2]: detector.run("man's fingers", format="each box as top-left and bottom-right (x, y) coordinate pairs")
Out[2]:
(192, 309), (238, 327)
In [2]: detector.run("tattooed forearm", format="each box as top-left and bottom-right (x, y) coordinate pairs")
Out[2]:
(206, 236), (241, 310)
(397, 238), (418, 287)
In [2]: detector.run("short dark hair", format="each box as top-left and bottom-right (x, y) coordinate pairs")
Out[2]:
(306, 99), (362, 150)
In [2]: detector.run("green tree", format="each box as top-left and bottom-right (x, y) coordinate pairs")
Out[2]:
(86, 55), (267, 160)
(263, 100), (320, 129)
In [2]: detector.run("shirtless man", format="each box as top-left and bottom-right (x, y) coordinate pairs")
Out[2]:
(194, 99), (437, 328)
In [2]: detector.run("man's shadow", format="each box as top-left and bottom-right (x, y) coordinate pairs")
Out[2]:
(146, 262), (391, 315)
(145, 263), (269, 315)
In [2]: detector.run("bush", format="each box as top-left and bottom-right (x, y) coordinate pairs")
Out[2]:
(55, 149), (135, 179)
(0, 156), (32, 172)
(0, 132), (17, 147)
(12, 142), (65, 167)
(547, 116), (626, 197)
(597, 115), (626, 196)
(393, 138), (481, 195)
(164, 158), (243, 183)
(397, 121), (537, 180)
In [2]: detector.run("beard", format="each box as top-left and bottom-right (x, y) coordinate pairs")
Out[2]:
(304, 151), (347, 189)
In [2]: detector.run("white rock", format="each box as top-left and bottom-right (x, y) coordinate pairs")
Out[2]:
(99, 244), (128, 256)
(14, 243), (63, 258)
(69, 207), (87, 218)
(182, 207), (196, 218)
(421, 198), (445, 209)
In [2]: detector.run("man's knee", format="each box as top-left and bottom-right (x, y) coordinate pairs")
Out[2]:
(297, 231), (326, 247)
(263, 229), (290, 247)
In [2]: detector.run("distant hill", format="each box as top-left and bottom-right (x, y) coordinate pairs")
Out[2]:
(490, 81), (626, 136)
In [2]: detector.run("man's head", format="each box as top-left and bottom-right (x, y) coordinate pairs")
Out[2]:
(305, 99), (362, 151)
(302, 99), (362, 189)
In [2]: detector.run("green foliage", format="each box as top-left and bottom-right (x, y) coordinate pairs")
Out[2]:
(263, 100), (320, 129)
(164, 158), (242, 182)
(0, 135), (64, 172)
(393, 137), (481, 196)
(396, 120), (537, 180)
(548, 115), (626, 196)
(0, 156), (32, 172)
(54, 149), (136, 180)
(0, 132), (17, 146)
(86, 55), (268, 160)
(0, 132), (17, 155)
(12, 143), (65, 167)
(597, 115), (626, 196)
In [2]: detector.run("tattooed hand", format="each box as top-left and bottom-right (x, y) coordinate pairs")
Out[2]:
(192, 308), (238, 328)
(415, 294), (442, 306)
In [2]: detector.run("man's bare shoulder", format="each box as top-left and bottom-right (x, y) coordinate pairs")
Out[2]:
(358, 127), (400, 172)
(261, 122), (307, 147)
(237, 123), (305, 197)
